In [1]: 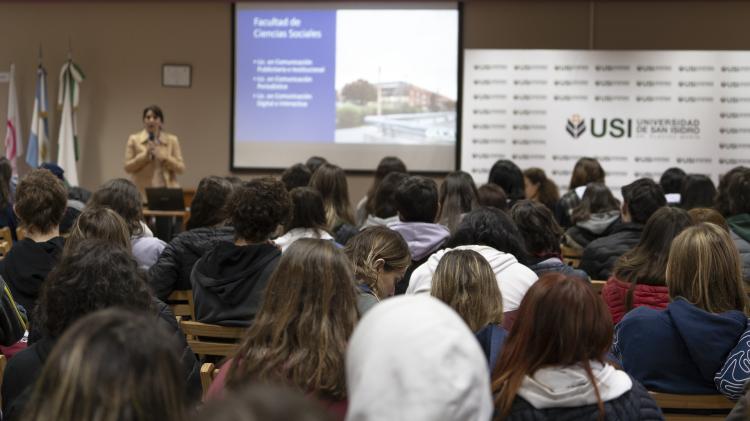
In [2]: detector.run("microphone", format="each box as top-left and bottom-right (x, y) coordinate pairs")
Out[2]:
(148, 131), (155, 160)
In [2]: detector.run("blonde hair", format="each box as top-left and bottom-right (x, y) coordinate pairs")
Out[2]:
(666, 223), (749, 314)
(432, 249), (503, 331)
(344, 226), (411, 297)
(67, 207), (131, 252)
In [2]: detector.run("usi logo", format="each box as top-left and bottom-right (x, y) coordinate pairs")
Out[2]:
(566, 114), (586, 138)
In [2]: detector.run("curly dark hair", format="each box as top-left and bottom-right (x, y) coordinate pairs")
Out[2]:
(621, 178), (666, 224)
(186, 176), (234, 231)
(394, 176), (439, 223)
(89, 178), (144, 237)
(510, 200), (563, 256)
(229, 178), (291, 242)
(35, 239), (153, 338)
(445, 207), (528, 263)
(15, 168), (67, 233)
(728, 168), (750, 216)
(715, 166), (748, 217)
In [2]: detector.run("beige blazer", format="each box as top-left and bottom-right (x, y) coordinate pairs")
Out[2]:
(124, 129), (185, 198)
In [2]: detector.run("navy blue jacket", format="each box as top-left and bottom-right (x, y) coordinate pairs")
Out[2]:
(475, 323), (507, 371)
(614, 297), (746, 394)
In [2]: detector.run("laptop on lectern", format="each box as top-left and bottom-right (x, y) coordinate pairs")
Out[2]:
(145, 187), (185, 211)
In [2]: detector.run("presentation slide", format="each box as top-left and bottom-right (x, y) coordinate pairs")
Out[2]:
(232, 3), (459, 171)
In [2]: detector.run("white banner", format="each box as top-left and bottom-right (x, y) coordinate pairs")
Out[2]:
(462, 50), (750, 195)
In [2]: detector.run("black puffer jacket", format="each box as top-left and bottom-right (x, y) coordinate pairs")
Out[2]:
(504, 380), (663, 421)
(580, 223), (643, 280)
(148, 226), (234, 300)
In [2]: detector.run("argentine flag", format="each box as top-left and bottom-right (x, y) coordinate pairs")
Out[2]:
(26, 65), (49, 168)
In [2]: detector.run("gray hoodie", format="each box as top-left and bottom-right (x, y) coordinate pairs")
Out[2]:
(388, 221), (450, 261)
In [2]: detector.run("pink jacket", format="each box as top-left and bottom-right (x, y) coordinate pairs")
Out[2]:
(602, 276), (670, 324)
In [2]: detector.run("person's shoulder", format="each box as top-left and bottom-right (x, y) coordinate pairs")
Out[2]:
(162, 131), (179, 143)
(127, 130), (147, 143)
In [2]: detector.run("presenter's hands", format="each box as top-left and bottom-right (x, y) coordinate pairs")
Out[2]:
(151, 143), (168, 161)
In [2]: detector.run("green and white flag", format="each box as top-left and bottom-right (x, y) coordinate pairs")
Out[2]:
(57, 59), (84, 186)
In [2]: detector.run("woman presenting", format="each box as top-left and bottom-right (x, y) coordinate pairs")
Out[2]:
(124, 105), (185, 199)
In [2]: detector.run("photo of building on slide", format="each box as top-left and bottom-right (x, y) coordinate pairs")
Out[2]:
(334, 9), (458, 145)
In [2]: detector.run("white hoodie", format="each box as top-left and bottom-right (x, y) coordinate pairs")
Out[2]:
(406, 245), (538, 312)
(273, 228), (334, 252)
(346, 296), (493, 421)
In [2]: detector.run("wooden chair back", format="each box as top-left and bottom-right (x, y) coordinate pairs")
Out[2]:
(590, 280), (606, 295)
(166, 290), (195, 320)
(560, 243), (582, 268)
(200, 362), (220, 401)
(649, 392), (735, 420)
(179, 320), (244, 358)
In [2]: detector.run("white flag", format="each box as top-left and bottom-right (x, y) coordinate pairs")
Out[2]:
(57, 60), (84, 186)
(4, 64), (23, 175)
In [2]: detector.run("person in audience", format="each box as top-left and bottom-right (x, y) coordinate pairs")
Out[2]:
(437, 171), (478, 233)
(0, 157), (18, 241)
(555, 157), (606, 228)
(510, 200), (588, 279)
(123, 105), (185, 199)
(431, 249), (505, 368)
(614, 223), (749, 394)
(725, 168), (750, 284)
(356, 156), (407, 226)
(726, 383), (750, 420)
(660, 167), (687, 206)
(406, 207), (537, 329)
(88, 178), (166, 269)
(523, 167), (559, 212)
(492, 273), (662, 420)
(207, 240), (357, 421)
(65, 207), (131, 251)
(562, 182), (621, 251)
(0, 276), (26, 349)
(281, 163), (312, 191)
(680, 174), (716, 210)
(2, 240), (201, 419)
(21, 309), (187, 421)
(602, 207), (693, 324)
(345, 227), (410, 314)
(389, 175), (451, 293)
(488, 159), (525, 206)
(359, 172), (408, 229)
(191, 177), (290, 326)
(196, 384), (333, 421)
(688, 207), (728, 231)
(0, 169), (66, 320)
(477, 183), (508, 212)
(716, 166), (748, 217)
(274, 187), (334, 252)
(39, 162), (86, 234)
(305, 156), (328, 175)
(149, 176), (235, 299)
(309, 163), (357, 245)
(346, 296), (493, 421)
(581, 178), (666, 280)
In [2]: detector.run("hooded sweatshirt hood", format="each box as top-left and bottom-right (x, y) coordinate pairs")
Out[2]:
(361, 214), (400, 230)
(729, 213), (750, 243)
(1, 237), (64, 313)
(576, 210), (621, 235)
(388, 221), (450, 261)
(346, 295), (492, 421)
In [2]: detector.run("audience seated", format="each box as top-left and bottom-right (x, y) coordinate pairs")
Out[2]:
(562, 182), (621, 251)
(88, 178), (166, 269)
(309, 163), (358, 245)
(660, 167), (687, 206)
(39, 162), (88, 234)
(344, 227), (410, 315)
(0, 169), (66, 321)
(207, 239), (357, 421)
(346, 295), (493, 421)
(149, 176), (235, 299)
(359, 172), (407, 230)
(581, 178), (666, 280)
(716, 166), (747, 217)
(477, 182), (508, 212)
(555, 157), (606, 228)
(21, 308), (188, 421)
(614, 223), (748, 394)
(65, 207), (131, 251)
(602, 207), (693, 324)
(725, 167), (750, 284)
(196, 384), (333, 421)
(431, 249), (505, 368)
(436, 171), (478, 233)
(355, 156), (406, 227)
(305, 155), (328, 174)
(680, 174), (716, 210)
(0, 158), (18, 241)
(510, 200), (589, 279)
(688, 207), (728, 230)
(274, 187), (335, 251)
(523, 167), (559, 213)
(488, 159), (525, 207)
(492, 273), (661, 420)
(727, 383), (750, 420)
(280, 163), (312, 191)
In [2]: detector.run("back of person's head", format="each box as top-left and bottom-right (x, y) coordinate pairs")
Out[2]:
(365, 157), (408, 212)
(667, 223), (748, 314)
(281, 163), (312, 192)
(614, 207), (693, 297)
(193, 384), (333, 421)
(477, 183), (508, 212)
(446, 207), (528, 264)
(621, 178), (666, 224)
(228, 239), (358, 400)
(715, 166), (748, 217)
(660, 167), (687, 194)
(488, 160), (525, 202)
(285, 187), (328, 233)
(394, 175), (439, 223)
(67, 207), (131, 252)
(0, 157), (12, 208)
(688, 208), (729, 231)
(569, 157), (605, 190)
(305, 156), (328, 174)
(186, 176), (234, 230)
(523, 167), (559, 210)
(346, 296), (493, 421)
(15, 168), (67, 234)
(37, 239), (152, 338)
(728, 168), (750, 216)
(228, 177), (291, 243)
(309, 163), (354, 227)
(23, 308), (186, 421)
(437, 171), (478, 232)
(344, 226), (410, 298)
(89, 178), (144, 237)
(570, 182), (620, 224)
(371, 172), (408, 219)
(492, 273), (612, 419)
(432, 249), (503, 331)
(510, 200), (563, 257)
(680, 174), (716, 210)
